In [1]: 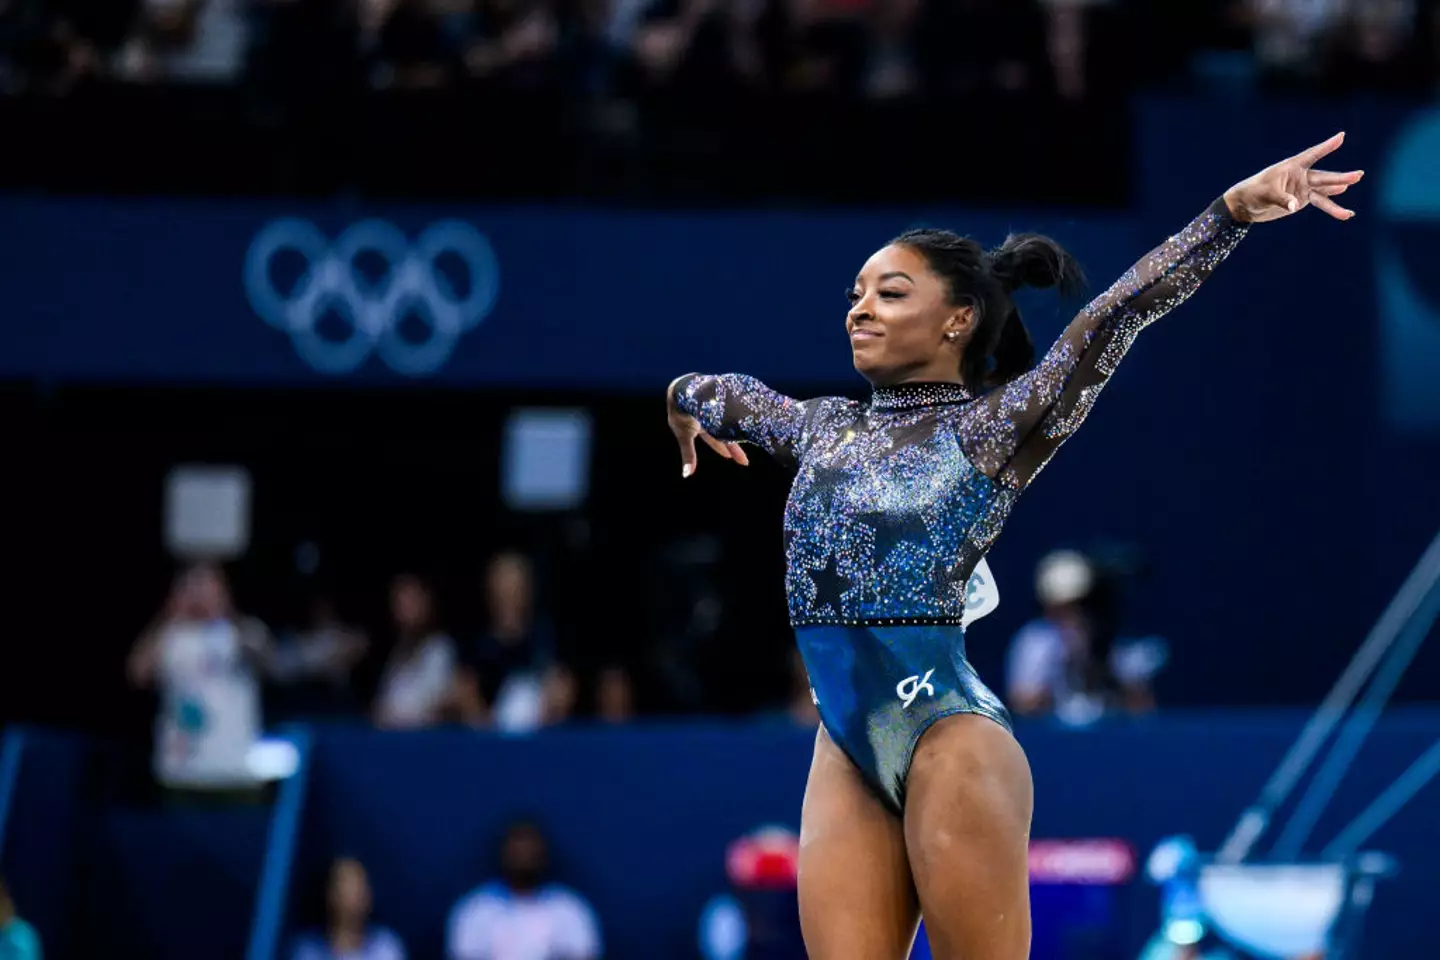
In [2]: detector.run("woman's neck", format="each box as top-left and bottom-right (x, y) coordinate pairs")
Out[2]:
(491, 613), (529, 640)
(329, 920), (364, 952)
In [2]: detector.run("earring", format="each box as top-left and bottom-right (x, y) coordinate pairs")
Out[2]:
(945, 332), (960, 342)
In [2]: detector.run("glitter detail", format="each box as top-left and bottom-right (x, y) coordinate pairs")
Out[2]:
(672, 199), (1247, 627)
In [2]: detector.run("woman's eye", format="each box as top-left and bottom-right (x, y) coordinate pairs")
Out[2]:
(846, 289), (861, 304)
(879, 290), (905, 300)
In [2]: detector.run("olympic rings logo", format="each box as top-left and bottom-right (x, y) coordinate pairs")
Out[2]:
(243, 218), (500, 375)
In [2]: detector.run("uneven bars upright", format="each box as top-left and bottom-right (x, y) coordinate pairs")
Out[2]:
(1271, 576), (1440, 859)
(1215, 527), (1440, 864)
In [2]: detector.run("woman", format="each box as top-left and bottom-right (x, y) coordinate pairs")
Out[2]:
(128, 562), (270, 794)
(665, 135), (1362, 960)
(451, 551), (564, 732)
(372, 574), (457, 730)
(290, 857), (406, 960)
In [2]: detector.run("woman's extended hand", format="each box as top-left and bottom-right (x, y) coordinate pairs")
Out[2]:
(1223, 132), (1364, 224)
(667, 379), (749, 477)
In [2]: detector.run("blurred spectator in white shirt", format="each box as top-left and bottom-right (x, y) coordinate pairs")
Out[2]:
(291, 857), (408, 960)
(1006, 550), (1164, 726)
(447, 821), (602, 960)
(373, 574), (457, 730)
(127, 562), (270, 792)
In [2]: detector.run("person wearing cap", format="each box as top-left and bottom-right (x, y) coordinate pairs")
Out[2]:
(1006, 549), (1158, 724)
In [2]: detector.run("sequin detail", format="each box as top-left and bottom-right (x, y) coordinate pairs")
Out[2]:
(673, 199), (1248, 627)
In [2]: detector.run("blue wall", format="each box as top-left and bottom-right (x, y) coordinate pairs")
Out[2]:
(10, 715), (1440, 960)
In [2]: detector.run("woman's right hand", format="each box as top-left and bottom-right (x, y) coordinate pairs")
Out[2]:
(668, 378), (750, 478)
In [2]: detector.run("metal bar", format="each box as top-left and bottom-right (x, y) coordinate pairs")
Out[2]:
(1272, 577), (1440, 859)
(1216, 528), (1440, 863)
(1322, 735), (1440, 860)
(245, 728), (313, 960)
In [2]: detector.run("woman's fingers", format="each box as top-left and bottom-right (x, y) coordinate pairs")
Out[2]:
(1294, 131), (1345, 168)
(725, 442), (750, 466)
(1310, 192), (1356, 221)
(1309, 169), (1364, 188)
(680, 431), (700, 478)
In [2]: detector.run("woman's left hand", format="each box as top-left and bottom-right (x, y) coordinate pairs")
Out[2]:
(1223, 132), (1364, 224)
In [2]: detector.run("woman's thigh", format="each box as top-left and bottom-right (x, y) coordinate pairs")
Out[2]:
(903, 713), (1034, 960)
(798, 725), (920, 960)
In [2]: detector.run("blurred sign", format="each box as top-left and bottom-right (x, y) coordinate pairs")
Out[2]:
(1030, 838), (1137, 885)
(164, 465), (251, 559)
(1376, 108), (1440, 435)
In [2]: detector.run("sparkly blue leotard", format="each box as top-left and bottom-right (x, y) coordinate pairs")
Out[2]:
(674, 198), (1249, 813)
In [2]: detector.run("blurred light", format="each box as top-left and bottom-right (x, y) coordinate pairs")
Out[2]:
(502, 408), (592, 511)
(1035, 550), (1093, 605)
(1147, 836), (1198, 883)
(246, 738), (301, 781)
(165, 465), (252, 559)
(1165, 919), (1205, 945)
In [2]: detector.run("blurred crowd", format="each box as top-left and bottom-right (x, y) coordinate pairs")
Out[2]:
(123, 542), (1157, 795)
(1, 0), (1437, 102)
(125, 551), (823, 793)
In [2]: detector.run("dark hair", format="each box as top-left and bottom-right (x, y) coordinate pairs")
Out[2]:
(892, 228), (1085, 390)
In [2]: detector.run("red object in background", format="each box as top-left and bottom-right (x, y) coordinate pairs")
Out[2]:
(727, 826), (801, 890)
(1028, 839), (1136, 885)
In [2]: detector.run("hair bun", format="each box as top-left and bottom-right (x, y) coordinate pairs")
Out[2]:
(988, 234), (1086, 297)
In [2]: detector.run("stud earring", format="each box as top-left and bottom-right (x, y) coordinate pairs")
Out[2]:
(945, 332), (960, 342)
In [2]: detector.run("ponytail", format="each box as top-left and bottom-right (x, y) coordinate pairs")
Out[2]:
(981, 234), (1085, 387)
(893, 227), (1086, 392)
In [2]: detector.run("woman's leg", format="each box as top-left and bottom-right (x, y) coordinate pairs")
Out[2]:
(798, 725), (921, 960)
(903, 713), (1034, 960)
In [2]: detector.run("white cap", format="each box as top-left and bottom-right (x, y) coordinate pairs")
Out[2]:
(1035, 550), (1094, 606)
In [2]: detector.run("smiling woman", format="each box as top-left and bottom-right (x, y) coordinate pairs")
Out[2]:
(846, 229), (1085, 390)
(664, 132), (1365, 960)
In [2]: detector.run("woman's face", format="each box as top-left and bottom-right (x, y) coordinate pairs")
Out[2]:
(846, 243), (970, 384)
(328, 858), (372, 922)
(487, 555), (532, 619)
(390, 576), (432, 632)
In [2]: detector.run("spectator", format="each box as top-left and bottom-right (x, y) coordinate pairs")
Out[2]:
(0, 876), (40, 960)
(115, 0), (249, 83)
(594, 663), (635, 722)
(453, 551), (567, 732)
(266, 596), (369, 719)
(127, 562), (270, 794)
(540, 664), (579, 727)
(862, 0), (923, 99)
(460, 0), (565, 91)
(447, 820), (602, 960)
(373, 574), (457, 730)
(1330, 0), (1428, 93)
(291, 857), (406, 960)
(363, 0), (454, 89)
(1241, 0), (1348, 89)
(1005, 549), (1161, 725)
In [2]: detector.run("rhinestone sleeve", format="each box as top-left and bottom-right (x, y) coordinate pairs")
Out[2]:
(956, 197), (1249, 490)
(671, 373), (818, 469)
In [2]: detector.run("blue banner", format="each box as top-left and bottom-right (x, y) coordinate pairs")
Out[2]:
(0, 195), (1132, 388)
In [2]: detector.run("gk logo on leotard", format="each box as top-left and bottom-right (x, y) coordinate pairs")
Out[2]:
(244, 218), (500, 376)
(897, 669), (936, 709)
